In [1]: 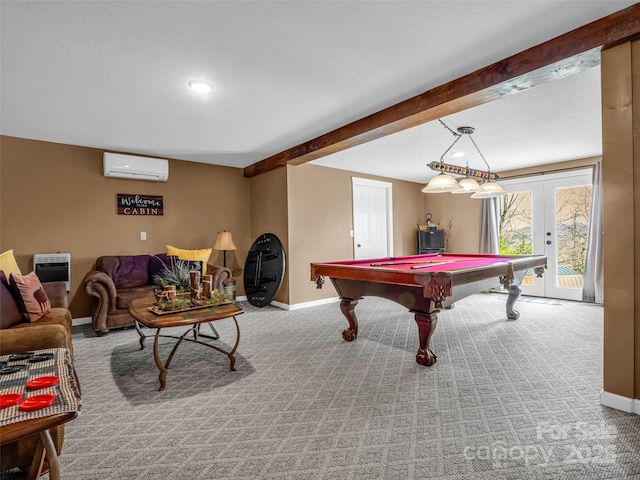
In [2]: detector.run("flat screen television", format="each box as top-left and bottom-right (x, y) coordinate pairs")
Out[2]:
(417, 230), (445, 253)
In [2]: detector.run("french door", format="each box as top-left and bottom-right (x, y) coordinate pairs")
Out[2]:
(499, 169), (592, 300)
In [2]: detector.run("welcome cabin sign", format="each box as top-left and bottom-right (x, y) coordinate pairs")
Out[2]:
(117, 194), (164, 216)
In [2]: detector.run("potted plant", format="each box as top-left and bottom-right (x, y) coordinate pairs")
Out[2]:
(152, 256), (193, 292)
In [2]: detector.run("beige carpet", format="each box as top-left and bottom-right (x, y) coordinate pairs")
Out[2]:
(10, 292), (640, 479)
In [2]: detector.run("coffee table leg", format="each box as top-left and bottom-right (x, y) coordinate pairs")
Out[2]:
(193, 323), (220, 340)
(134, 320), (146, 350)
(145, 314), (242, 390)
(227, 316), (241, 371)
(153, 327), (192, 391)
(153, 329), (168, 391)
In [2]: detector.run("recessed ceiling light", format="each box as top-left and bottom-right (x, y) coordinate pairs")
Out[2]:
(188, 80), (214, 93)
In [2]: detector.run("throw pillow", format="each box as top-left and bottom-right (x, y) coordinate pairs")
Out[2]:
(166, 245), (212, 271)
(9, 272), (52, 322)
(0, 272), (23, 328)
(0, 249), (22, 277)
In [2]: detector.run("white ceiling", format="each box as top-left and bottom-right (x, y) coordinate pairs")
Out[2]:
(1, 1), (635, 184)
(313, 65), (603, 183)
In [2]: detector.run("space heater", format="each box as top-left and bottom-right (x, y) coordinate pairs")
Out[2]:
(33, 253), (71, 291)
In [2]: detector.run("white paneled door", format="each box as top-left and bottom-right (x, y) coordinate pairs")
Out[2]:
(352, 178), (393, 260)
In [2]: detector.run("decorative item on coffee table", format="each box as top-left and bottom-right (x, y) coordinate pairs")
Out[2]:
(152, 256), (194, 292)
(189, 269), (200, 300)
(151, 266), (230, 316)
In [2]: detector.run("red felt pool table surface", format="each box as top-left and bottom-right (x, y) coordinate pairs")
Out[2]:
(311, 253), (547, 367)
(314, 252), (540, 272)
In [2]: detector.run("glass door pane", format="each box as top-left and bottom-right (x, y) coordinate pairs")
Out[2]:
(499, 189), (544, 296)
(499, 191), (533, 255)
(547, 183), (592, 298)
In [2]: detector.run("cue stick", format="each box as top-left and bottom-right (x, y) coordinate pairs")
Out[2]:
(370, 257), (483, 267)
(370, 259), (444, 266)
(410, 261), (452, 269)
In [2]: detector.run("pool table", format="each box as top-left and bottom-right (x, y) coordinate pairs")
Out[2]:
(311, 253), (546, 367)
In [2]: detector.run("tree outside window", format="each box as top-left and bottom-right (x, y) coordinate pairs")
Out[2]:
(499, 192), (533, 255)
(499, 186), (592, 282)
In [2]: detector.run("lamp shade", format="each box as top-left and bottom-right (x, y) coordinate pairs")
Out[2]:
(213, 231), (237, 251)
(421, 173), (463, 193)
(451, 177), (483, 194)
(470, 181), (507, 199)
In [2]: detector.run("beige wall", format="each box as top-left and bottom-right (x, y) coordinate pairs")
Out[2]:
(0, 136), (251, 318)
(286, 163), (425, 305)
(601, 39), (638, 400)
(634, 39), (640, 402)
(422, 193), (482, 253)
(287, 164), (353, 305)
(248, 166), (289, 304)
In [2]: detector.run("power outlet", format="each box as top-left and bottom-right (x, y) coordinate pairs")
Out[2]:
(140, 232), (147, 241)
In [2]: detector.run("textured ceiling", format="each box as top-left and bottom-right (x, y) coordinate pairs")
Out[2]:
(0, 1), (635, 183)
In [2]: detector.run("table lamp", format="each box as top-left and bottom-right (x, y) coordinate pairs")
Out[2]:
(213, 230), (237, 268)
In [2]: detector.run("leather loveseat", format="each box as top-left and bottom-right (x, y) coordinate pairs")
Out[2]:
(0, 276), (74, 477)
(83, 254), (232, 336)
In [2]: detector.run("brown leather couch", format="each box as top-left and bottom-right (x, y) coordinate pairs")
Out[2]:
(83, 254), (232, 336)
(0, 280), (74, 478)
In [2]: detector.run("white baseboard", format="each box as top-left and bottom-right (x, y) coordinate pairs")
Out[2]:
(600, 389), (640, 414)
(72, 316), (92, 327)
(272, 296), (341, 311)
(269, 300), (289, 310)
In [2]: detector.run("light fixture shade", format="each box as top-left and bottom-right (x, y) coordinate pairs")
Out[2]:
(213, 231), (237, 251)
(421, 173), (463, 193)
(188, 79), (213, 93)
(470, 181), (507, 199)
(451, 177), (482, 194)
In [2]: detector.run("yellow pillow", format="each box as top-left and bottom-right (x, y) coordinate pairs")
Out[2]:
(0, 249), (22, 277)
(166, 245), (212, 272)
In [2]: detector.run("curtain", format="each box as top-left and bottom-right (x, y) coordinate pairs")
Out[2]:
(582, 162), (603, 303)
(479, 197), (500, 254)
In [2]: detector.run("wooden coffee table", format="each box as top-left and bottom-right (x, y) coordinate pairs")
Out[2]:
(128, 299), (244, 391)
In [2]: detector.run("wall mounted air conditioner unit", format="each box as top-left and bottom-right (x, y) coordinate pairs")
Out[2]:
(103, 153), (169, 182)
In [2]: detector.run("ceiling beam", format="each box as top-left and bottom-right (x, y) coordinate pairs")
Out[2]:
(244, 4), (640, 178)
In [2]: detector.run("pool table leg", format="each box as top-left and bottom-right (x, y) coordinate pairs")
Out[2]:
(339, 298), (359, 341)
(506, 284), (522, 320)
(414, 312), (438, 366)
